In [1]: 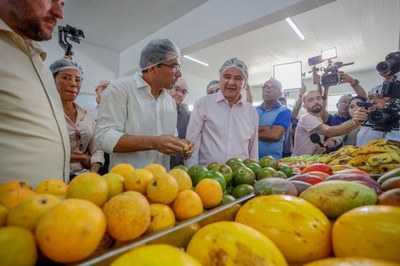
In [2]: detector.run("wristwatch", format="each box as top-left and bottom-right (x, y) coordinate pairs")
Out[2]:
(351, 79), (360, 87)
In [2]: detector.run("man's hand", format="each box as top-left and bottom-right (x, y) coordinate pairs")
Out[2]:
(352, 107), (369, 125)
(339, 71), (355, 85)
(299, 83), (307, 96)
(182, 139), (194, 159)
(154, 135), (186, 156)
(312, 73), (321, 85)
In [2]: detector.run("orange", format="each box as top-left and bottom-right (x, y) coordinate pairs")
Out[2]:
(0, 188), (36, 210)
(0, 226), (37, 266)
(144, 163), (167, 177)
(103, 191), (151, 241)
(194, 179), (223, 209)
(147, 173), (178, 204)
(111, 244), (201, 266)
(124, 169), (154, 195)
(0, 205), (8, 226)
(66, 172), (109, 207)
(34, 179), (68, 196)
(168, 168), (192, 191)
(0, 180), (32, 194)
(35, 198), (106, 263)
(109, 163), (135, 179)
(102, 173), (125, 200)
(7, 194), (61, 231)
(172, 190), (203, 221)
(146, 203), (176, 234)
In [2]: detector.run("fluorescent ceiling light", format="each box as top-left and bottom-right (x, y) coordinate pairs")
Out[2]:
(285, 17), (305, 40)
(183, 55), (209, 66)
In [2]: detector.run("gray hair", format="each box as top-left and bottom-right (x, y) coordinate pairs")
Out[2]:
(218, 57), (248, 83)
(49, 59), (84, 77)
(206, 80), (219, 94)
(139, 38), (180, 71)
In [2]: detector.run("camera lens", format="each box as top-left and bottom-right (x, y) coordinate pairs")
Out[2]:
(376, 61), (391, 73)
(368, 110), (392, 124)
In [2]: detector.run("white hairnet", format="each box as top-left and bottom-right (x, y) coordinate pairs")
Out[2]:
(139, 38), (180, 71)
(173, 77), (189, 91)
(206, 80), (219, 94)
(218, 57), (248, 82)
(49, 59), (84, 77)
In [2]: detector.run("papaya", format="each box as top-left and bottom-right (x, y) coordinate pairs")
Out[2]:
(111, 244), (201, 266)
(235, 195), (332, 264)
(332, 205), (400, 263)
(378, 188), (400, 206)
(377, 167), (400, 185)
(254, 178), (297, 196)
(299, 180), (377, 219)
(304, 257), (400, 266)
(381, 176), (400, 191)
(186, 221), (287, 266)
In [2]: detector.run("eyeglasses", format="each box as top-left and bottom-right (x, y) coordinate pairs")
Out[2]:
(173, 87), (188, 95)
(75, 130), (83, 151)
(262, 85), (280, 92)
(159, 63), (181, 72)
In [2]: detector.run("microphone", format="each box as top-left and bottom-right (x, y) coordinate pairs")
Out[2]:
(310, 133), (325, 147)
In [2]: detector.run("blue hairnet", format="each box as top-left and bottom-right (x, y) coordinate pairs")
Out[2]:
(139, 38), (180, 71)
(49, 59), (84, 77)
(206, 80), (219, 94)
(218, 57), (248, 82)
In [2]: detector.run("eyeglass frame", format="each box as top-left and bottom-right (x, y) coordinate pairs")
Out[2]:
(159, 63), (181, 72)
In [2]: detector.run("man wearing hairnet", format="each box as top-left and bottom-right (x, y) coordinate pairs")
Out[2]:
(185, 57), (259, 168)
(0, 0), (70, 187)
(94, 38), (194, 170)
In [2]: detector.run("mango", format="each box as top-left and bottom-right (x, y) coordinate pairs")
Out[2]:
(299, 180), (377, 219)
(377, 167), (400, 185)
(381, 176), (400, 191)
(254, 178), (297, 196)
(378, 188), (400, 206)
(289, 180), (312, 195)
(301, 163), (332, 175)
(332, 205), (400, 263)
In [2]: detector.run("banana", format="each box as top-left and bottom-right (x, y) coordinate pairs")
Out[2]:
(351, 144), (400, 156)
(331, 165), (357, 173)
(379, 163), (400, 172)
(319, 152), (342, 164)
(389, 152), (400, 163)
(366, 138), (391, 146)
(367, 153), (394, 167)
(327, 155), (352, 166)
(357, 165), (382, 175)
(347, 153), (381, 166)
(337, 145), (357, 156)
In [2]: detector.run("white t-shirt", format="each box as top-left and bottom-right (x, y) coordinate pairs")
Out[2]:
(292, 112), (324, 156)
(356, 126), (400, 146)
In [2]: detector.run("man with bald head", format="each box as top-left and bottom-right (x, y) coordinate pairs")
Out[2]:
(168, 77), (191, 168)
(292, 90), (367, 155)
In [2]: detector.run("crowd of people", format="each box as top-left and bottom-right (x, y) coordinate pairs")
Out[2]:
(1, 0), (399, 187)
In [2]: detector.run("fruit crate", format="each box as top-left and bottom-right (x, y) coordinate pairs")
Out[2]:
(74, 193), (255, 266)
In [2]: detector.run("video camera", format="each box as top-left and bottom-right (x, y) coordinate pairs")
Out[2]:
(308, 48), (354, 87)
(357, 51), (400, 132)
(58, 24), (85, 56)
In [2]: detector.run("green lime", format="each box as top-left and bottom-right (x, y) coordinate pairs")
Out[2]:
(172, 164), (187, 172)
(196, 170), (226, 192)
(217, 164), (233, 185)
(257, 167), (277, 180)
(187, 165), (208, 185)
(246, 162), (262, 176)
(233, 166), (255, 186)
(259, 155), (278, 170)
(225, 157), (243, 169)
(221, 194), (236, 205)
(207, 162), (221, 171)
(243, 158), (258, 166)
(273, 170), (287, 179)
(278, 163), (294, 178)
(229, 162), (246, 172)
(231, 184), (254, 199)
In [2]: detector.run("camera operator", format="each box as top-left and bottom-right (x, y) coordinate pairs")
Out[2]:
(356, 76), (400, 148)
(292, 90), (368, 156)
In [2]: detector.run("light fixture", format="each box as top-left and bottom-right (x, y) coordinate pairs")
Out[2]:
(321, 47), (337, 61)
(285, 17), (305, 40)
(183, 55), (209, 66)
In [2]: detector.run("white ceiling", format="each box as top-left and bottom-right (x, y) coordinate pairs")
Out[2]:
(61, 0), (400, 87)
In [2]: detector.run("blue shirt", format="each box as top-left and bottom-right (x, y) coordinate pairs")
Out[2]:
(256, 102), (291, 160)
(326, 113), (351, 152)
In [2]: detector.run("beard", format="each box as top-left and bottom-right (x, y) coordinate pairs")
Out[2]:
(310, 105), (322, 114)
(9, 2), (55, 41)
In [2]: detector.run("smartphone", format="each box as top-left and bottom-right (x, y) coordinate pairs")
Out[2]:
(273, 61), (302, 89)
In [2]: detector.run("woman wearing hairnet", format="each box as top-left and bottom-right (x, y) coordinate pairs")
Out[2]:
(185, 57), (259, 168)
(50, 59), (104, 177)
(94, 38), (194, 171)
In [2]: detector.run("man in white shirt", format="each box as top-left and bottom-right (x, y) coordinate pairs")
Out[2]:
(95, 38), (194, 170)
